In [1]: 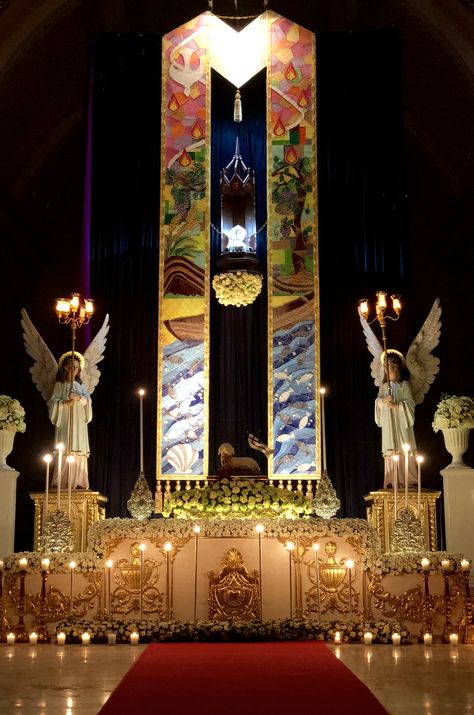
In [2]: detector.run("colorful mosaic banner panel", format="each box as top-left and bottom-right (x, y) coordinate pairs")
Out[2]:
(267, 14), (320, 477)
(158, 15), (210, 479)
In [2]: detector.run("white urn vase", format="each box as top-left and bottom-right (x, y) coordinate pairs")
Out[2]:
(442, 428), (471, 469)
(0, 429), (16, 470)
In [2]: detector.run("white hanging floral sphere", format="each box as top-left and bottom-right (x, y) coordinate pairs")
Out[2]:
(212, 271), (263, 307)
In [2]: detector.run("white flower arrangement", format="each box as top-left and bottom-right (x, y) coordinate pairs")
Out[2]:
(212, 270), (263, 307)
(0, 395), (26, 432)
(432, 393), (474, 432)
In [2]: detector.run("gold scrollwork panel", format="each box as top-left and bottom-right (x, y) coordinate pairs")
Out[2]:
(208, 549), (260, 621)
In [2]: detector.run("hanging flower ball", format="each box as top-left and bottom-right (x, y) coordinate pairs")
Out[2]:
(212, 271), (263, 307)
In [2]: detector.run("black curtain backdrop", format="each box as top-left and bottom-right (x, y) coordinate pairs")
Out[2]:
(89, 29), (407, 521)
(90, 34), (162, 517)
(209, 69), (268, 475)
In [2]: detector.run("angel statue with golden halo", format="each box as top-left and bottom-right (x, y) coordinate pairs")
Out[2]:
(359, 298), (441, 488)
(21, 309), (109, 490)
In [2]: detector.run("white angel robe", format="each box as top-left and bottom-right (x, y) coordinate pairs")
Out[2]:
(48, 380), (92, 489)
(375, 381), (417, 488)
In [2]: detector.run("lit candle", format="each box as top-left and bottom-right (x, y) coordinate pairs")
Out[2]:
(0, 560), (3, 571)
(42, 454), (52, 526)
(165, 541), (172, 621)
(69, 561), (76, 616)
(391, 633), (401, 646)
(319, 387), (327, 473)
(6, 632), (15, 645)
(423, 633), (433, 646)
(346, 559), (354, 621)
(193, 525), (200, 622)
(334, 631), (341, 644)
(416, 455), (424, 517)
(41, 558), (50, 572)
(421, 558), (430, 571)
(106, 559), (113, 617)
(18, 558), (28, 570)
(139, 543), (145, 621)
(460, 559), (471, 572)
(81, 632), (90, 646)
(56, 443), (64, 509)
(286, 541), (294, 619)
(130, 631), (139, 645)
(364, 631), (373, 645)
(449, 633), (459, 646)
(29, 632), (38, 645)
(138, 388), (145, 475)
(392, 455), (399, 518)
(312, 543), (321, 621)
(256, 524), (264, 619)
(107, 632), (117, 645)
(56, 632), (66, 646)
(402, 443), (410, 508)
(66, 455), (75, 519)
(441, 559), (451, 572)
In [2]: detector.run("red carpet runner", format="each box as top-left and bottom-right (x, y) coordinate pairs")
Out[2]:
(99, 642), (388, 715)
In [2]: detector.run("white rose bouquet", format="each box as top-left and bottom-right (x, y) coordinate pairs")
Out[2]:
(432, 393), (474, 432)
(0, 395), (26, 432)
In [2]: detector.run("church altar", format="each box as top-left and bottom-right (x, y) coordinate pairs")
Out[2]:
(2, 515), (473, 644)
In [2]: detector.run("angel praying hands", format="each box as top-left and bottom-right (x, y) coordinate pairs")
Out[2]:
(21, 309), (109, 490)
(359, 298), (441, 489)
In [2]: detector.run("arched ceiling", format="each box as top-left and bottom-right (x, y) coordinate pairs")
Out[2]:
(0, 0), (473, 246)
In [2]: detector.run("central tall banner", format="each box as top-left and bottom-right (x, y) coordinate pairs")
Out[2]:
(158, 12), (319, 496)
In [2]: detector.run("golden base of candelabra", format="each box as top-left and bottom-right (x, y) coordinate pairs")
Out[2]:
(13, 629), (30, 643)
(460, 622), (474, 644)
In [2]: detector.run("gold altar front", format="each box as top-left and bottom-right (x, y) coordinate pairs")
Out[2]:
(364, 489), (441, 553)
(30, 491), (107, 553)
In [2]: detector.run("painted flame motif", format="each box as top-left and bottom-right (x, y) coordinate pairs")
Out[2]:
(297, 91), (308, 108)
(285, 146), (298, 164)
(191, 121), (204, 139)
(273, 118), (286, 137)
(168, 94), (180, 112)
(166, 444), (199, 474)
(285, 62), (297, 81)
(178, 149), (192, 167)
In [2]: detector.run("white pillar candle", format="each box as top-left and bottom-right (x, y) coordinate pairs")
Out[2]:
(6, 632), (15, 645)
(423, 633), (433, 646)
(461, 559), (470, 571)
(364, 632), (373, 645)
(18, 558), (28, 569)
(56, 632), (66, 645)
(130, 631), (139, 645)
(41, 558), (50, 572)
(421, 558), (430, 571)
(29, 632), (38, 645)
(81, 632), (90, 646)
(391, 633), (401, 646)
(107, 632), (117, 645)
(449, 633), (459, 646)
(441, 559), (451, 572)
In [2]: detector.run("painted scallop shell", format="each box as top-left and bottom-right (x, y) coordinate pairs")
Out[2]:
(165, 444), (198, 473)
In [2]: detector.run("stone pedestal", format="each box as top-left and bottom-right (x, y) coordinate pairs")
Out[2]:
(30, 491), (107, 552)
(0, 467), (19, 557)
(442, 466), (474, 583)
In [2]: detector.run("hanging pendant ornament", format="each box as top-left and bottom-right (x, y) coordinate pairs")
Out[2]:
(234, 89), (242, 123)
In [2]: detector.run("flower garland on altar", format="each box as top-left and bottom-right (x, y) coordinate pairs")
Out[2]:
(54, 617), (411, 645)
(161, 478), (313, 520)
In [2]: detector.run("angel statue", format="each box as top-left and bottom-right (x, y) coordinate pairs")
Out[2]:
(21, 309), (109, 490)
(359, 298), (441, 488)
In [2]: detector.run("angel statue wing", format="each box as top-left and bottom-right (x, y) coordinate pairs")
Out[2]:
(406, 298), (441, 406)
(358, 307), (385, 387)
(81, 314), (110, 395)
(21, 308), (58, 402)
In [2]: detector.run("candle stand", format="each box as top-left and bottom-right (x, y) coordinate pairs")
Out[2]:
(419, 569), (435, 642)
(14, 568), (29, 642)
(35, 569), (50, 643)
(441, 569), (455, 643)
(460, 569), (474, 643)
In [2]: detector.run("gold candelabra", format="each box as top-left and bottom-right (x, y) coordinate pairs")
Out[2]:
(55, 293), (94, 372)
(359, 292), (402, 395)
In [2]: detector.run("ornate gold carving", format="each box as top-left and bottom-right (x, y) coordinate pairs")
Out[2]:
(31, 491), (107, 552)
(391, 508), (425, 553)
(305, 541), (359, 616)
(42, 510), (74, 553)
(208, 549), (260, 620)
(112, 542), (163, 617)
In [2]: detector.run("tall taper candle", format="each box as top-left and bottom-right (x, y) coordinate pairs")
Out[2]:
(69, 561), (76, 616)
(139, 543), (145, 621)
(313, 543), (321, 620)
(256, 524), (264, 618)
(193, 526), (200, 621)
(66, 455), (75, 520)
(287, 542), (294, 619)
(319, 388), (327, 472)
(402, 443), (410, 508)
(42, 454), (52, 526)
(164, 542), (172, 621)
(392, 454), (399, 519)
(138, 389), (145, 475)
(346, 559), (354, 621)
(416, 455), (424, 517)
(56, 443), (64, 509)
(106, 559), (113, 617)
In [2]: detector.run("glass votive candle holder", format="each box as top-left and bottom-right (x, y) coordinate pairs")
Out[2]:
(423, 633), (433, 646)
(81, 632), (91, 646)
(363, 632), (373, 645)
(391, 633), (401, 646)
(29, 632), (38, 645)
(6, 633), (15, 645)
(449, 633), (459, 646)
(56, 632), (66, 646)
(130, 632), (139, 645)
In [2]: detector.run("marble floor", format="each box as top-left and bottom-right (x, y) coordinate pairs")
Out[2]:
(0, 643), (473, 714)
